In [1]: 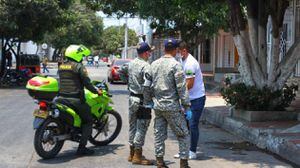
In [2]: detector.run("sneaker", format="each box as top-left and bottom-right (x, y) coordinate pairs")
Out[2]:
(189, 151), (197, 159)
(173, 153), (180, 159)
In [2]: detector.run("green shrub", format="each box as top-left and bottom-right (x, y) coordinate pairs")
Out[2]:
(221, 82), (298, 111)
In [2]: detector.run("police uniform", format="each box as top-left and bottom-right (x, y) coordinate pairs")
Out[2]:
(150, 39), (190, 163)
(57, 60), (98, 149)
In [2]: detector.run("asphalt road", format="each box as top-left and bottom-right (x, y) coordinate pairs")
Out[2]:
(0, 66), (295, 168)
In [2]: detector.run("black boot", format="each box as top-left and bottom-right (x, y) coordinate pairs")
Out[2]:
(76, 145), (95, 156)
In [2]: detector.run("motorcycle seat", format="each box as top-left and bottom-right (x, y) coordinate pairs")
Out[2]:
(54, 98), (78, 113)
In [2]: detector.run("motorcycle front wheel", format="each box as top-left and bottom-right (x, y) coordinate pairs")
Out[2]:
(89, 110), (122, 146)
(34, 118), (65, 159)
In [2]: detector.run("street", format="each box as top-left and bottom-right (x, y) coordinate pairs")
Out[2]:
(0, 66), (295, 168)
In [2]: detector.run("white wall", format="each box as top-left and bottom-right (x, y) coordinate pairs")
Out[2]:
(20, 41), (38, 55)
(20, 41), (55, 60)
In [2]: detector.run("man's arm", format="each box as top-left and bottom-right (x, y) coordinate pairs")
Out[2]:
(174, 63), (190, 108)
(142, 64), (153, 107)
(79, 65), (99, 94)
(186, 77), (195, 90)
(185, 66), (196, 90)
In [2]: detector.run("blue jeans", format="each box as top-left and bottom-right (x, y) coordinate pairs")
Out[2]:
(189, 96), (206, 152)
(42, 64), (49, 73)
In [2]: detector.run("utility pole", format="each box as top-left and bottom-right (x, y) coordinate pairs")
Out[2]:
(124, 17), (128, 59)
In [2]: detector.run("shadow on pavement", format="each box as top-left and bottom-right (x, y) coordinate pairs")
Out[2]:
(166, 122), (296, 167)
(37, 144), (124, 164)
(0, 86), (27, 90)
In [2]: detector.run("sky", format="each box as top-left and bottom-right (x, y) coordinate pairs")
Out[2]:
(96, 11), (150, 36)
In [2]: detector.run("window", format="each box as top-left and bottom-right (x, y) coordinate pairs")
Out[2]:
(223, 35), (234, 68)
(283, 23), (292, 42)
(199, 39), (211, 64)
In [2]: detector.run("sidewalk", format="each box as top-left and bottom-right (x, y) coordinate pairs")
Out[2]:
(203, 94), (300, 166)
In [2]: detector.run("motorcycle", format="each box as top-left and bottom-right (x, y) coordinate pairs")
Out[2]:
(0, 68), (28, 87)
(26, 76), (122, 159)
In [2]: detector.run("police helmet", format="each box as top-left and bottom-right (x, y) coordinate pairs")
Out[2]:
(65, 45), (91, 62)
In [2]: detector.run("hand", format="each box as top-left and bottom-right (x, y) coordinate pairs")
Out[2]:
(185, 109), (192, 120)
(97, 89), (103, 96)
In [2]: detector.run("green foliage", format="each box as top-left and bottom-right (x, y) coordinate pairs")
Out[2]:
(0, 0), (73, 42)
(42, 3), (104, 51)
(101, 26), (138, 54)
(82, 0), (138, 16)
(139, 0), (228, 38)
(221, 82), (298, 111)
(85, 0), (228, 43)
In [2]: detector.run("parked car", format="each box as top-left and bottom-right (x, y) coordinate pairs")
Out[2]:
(102, 57), (108, 63)
(107, 59), (131, 83)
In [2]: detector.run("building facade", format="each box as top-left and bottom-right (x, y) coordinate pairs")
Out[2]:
(197, 0), (300, 82)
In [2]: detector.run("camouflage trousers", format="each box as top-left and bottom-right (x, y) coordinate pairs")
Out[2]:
(128, 96), (151, 148)
(154, 110), (190, 159)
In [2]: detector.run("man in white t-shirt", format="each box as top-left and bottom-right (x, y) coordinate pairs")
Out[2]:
(94, 55), (99, 68)
(175, 41), (206, 159)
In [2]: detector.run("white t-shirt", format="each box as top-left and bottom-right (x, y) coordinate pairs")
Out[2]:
(182, 54), (205, 100)
(94, 56), (99, 62)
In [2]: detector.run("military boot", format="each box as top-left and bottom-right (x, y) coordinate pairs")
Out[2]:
(128, 146), (135, 162)
(156, 157), (168, 168)
(132, 148), (153, 165)
(180, 159), (190, 168)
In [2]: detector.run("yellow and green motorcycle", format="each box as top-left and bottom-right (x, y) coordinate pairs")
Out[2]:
(26, 75), (122, 159)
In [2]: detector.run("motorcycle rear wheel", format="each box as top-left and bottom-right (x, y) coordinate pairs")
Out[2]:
(34, 118), (65, 159)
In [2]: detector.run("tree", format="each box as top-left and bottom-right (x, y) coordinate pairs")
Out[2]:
(0, 0), (71, 41)
(83, 0), (228, 48)
(101, 26), (138, 54)
(226, 0), (300, 92)
(0, 0), (73, 74)
(43, 4), (104, 59)
(91, 0), (300, 92)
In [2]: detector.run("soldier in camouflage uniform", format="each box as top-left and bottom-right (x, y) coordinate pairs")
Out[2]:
(127, 42), (154, 165)
(149, 39), (191, 168)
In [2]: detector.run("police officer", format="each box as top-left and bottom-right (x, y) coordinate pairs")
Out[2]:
(149, 39), (191, 168)
(57, 45), (102, 155)
(127, 42), (154, 165)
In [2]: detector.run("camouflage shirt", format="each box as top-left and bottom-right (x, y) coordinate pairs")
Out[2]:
(128, 57), (151, 95)
(150, 55), (190, 111)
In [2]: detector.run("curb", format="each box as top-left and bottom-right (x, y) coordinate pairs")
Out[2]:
(202, 107), (300, 166)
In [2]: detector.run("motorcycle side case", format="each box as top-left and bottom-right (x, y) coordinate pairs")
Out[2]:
(33, 117), (45, 129)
